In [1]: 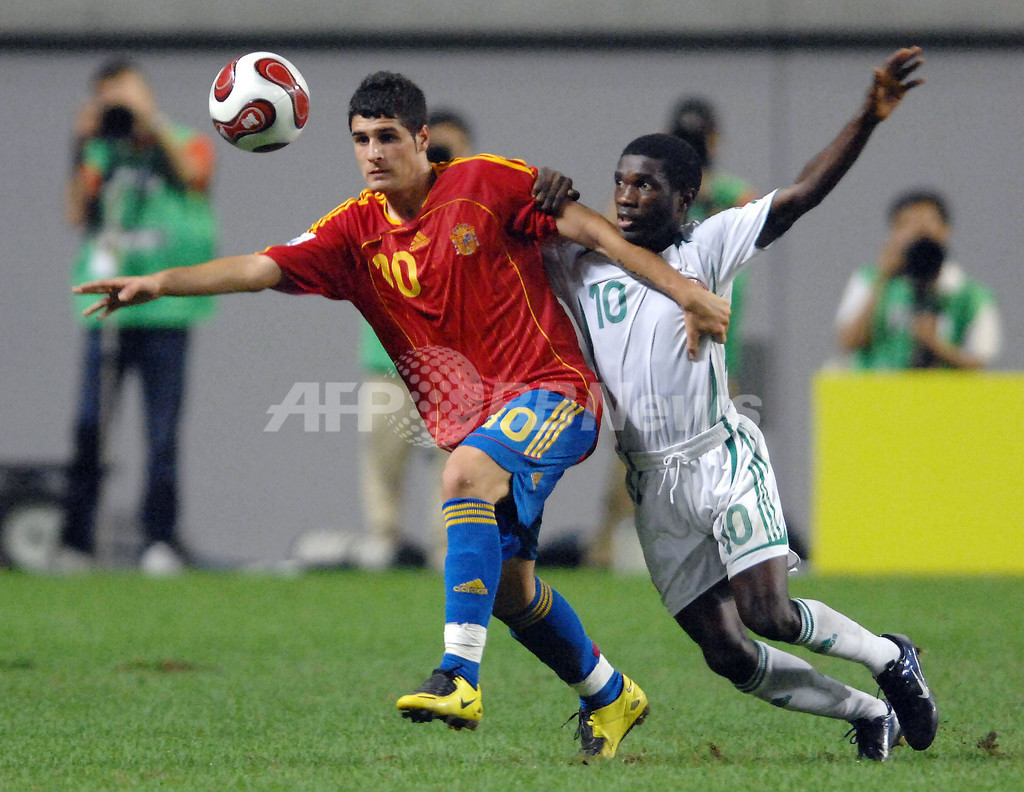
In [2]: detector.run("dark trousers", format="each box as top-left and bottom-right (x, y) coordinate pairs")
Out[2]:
(63, 327), (190, 554)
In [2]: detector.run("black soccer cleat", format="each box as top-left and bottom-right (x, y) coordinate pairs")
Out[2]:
(847, 703), (902, 761)
(566, 674), (649, 762)
(875, 633), (938, 751)
(396, 668), (483, 731)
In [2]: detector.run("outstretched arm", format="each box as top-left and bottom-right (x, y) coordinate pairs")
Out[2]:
(554, 200), (730, 359)
(757, 46), (925, 248)
(74, 253), (282, 319)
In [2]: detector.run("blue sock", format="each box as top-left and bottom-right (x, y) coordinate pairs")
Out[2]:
(437, 498), (501, 688)
(586, 670), (625, 710)
(502, 577), (623, 709)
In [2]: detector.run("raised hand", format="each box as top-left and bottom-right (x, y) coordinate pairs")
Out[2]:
(868, 47), (925, 122)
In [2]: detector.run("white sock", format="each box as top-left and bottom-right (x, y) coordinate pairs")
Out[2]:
(793, 598), (901, 676)
(443, 623), (487, 663)
(570, 654), (614, 698)
(739, 641), (887, 722)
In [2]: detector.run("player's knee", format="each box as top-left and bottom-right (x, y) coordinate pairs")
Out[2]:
(700, 634), (758, 684)
(441, 451), (509, 504)
(738, 598), (800, 643)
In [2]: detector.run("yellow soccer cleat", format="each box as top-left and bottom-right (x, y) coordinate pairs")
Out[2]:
(570, 674), (649, 761)
(396, 668), (483, 731)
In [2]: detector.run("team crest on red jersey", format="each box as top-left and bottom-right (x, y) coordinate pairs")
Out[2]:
(449, 223), (479, 256)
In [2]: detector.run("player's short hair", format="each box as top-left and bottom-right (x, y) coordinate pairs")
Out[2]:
(888, 189), (951, 226)
(621, 133), (703, 195)
(92, 57), (141, 86)
(667, 96), (717, 168)
(348, 71), (428, 134)
(428, 108), (473, 140)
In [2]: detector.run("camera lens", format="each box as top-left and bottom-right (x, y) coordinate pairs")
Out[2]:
(903, 237), (945, 282)
(427, 144), (453, 164)
(99, 106), (135, 139)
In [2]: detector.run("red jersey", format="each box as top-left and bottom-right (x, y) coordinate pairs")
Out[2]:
(265, 155), (600, 449)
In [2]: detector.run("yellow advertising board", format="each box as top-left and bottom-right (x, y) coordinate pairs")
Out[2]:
(812, 371), (1024, 573)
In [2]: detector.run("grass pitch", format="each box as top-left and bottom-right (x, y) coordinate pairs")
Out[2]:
(0, 569), (1020, 791)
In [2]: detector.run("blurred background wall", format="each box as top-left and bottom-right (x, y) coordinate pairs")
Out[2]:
(2, 3), (1021, 564)
(5, 1), (1024, 36)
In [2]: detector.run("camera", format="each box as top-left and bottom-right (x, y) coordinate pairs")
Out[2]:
(427, 143), (453, 164)
(98, 105), (135, 139)
(902, 237), (945, 284)
(903, 236), (945, 318)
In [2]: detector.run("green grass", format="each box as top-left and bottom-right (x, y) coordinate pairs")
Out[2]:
(0, 570), (1020, 791)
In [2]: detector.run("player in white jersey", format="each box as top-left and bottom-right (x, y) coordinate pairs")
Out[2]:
(540, 47), (937, 762)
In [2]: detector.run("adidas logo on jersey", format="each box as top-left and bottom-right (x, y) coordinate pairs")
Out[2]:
(410, 231), (430, 252)
(453, 578), (489, 595)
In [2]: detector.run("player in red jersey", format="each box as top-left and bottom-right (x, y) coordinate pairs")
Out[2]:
(75, 71), (729, 760)
(269, 152), (600, 451)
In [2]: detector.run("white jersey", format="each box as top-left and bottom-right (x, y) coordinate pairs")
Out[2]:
(545, 192), (776, 456)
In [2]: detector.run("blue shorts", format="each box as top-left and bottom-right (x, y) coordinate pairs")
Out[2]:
(460, 389), (598, 561)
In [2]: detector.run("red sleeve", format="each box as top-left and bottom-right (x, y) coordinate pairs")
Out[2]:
(79, 163), (103, 202)
(512, 201), (559, 240)
(454, 156), (560, 241)
(182, 134), (215, 192)
(468, 155), (557, 239)
(262, 215), (356, 300)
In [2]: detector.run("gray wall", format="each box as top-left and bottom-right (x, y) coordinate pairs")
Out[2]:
(2, 44), (1021, 564)
(6, 1), (1024, 35)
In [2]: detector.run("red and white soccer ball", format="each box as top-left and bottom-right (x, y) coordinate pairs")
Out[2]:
(209, 52), (310, 152)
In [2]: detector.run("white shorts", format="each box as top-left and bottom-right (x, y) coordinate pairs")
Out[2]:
(626, 414), (791, 617)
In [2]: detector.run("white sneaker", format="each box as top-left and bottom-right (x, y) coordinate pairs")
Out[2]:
(140, 542), (184, 577)
(49, 546), (94, 574)
(351, 535), (397, 570)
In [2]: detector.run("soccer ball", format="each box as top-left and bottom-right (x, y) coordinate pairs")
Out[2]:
(209, 51), (310, 152)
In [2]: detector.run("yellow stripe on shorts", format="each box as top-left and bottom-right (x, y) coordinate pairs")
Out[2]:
(524, 399), (583, 458)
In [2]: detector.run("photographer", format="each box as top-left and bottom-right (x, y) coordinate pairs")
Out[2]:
(834, 189), (1001, 369)
(59, 58), (218, 572)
